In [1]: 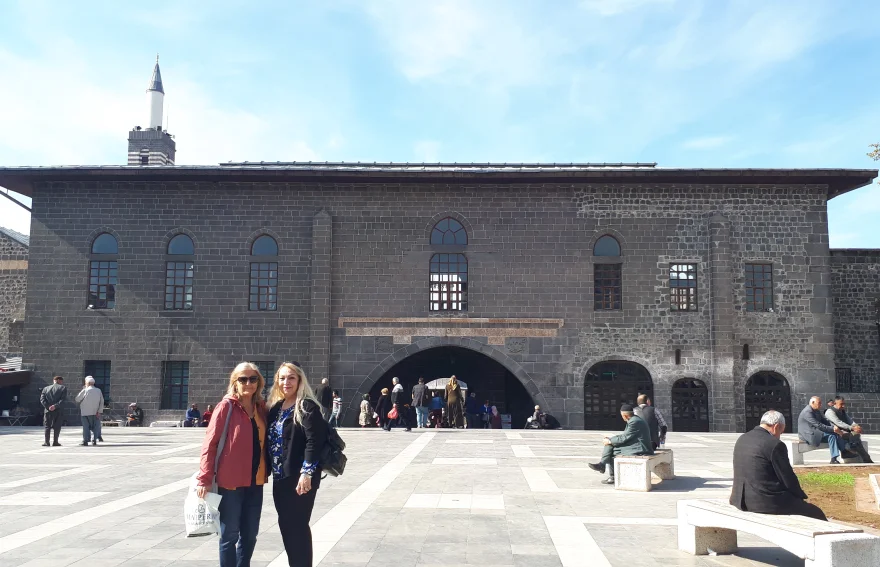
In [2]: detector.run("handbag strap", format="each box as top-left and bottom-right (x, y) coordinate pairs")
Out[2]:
(213, 401), (234, 483)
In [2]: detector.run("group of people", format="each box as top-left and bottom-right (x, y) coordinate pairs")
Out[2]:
(184, 403), (214, 427)
(352, 375), (505, 430)
(195, 361), (327, 567)
(798, 395), (873, 464)
(38, 375), (150, 447)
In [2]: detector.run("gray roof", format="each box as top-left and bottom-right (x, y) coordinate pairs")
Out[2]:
(0, 226), (29, 248)
(148, 60), (164, 94)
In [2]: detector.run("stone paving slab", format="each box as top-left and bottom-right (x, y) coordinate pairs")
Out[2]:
(0, 426), (877, 566)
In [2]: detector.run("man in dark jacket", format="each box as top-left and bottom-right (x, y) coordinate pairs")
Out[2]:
(314, 378), (333, 421)
(411, 377), (429, 429)
(634, 393), (660, 449)
(40, 376), (67, 446)
(798, 396), (844, 464)
(732, 410), (826, 520)
(465, 392), (480, 429)
(588, 404), (653, 484)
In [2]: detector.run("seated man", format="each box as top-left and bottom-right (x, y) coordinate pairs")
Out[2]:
(798, 396), (844, 464)
(126, 402), (144, 427)
(588, 404), (653, 484)
(732, 410), (827, 520)
(825, 396), (873, 463)
(531, 405), (547, 428)
(184, 403), (200, 427)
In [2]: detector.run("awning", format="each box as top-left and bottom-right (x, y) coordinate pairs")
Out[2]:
(426, 378), (468, 391)
(0, 370), (31, 388)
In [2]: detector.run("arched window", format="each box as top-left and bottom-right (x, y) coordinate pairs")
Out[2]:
(744, 372), (791, 431)
(593, 235), (622, 311)
(430, 253), (468, 311)
(165, 234), (194, 310)
(593, 235), (620, 257)
(249, 235), (278, 311)
(431, 218), (468, 245)
(91, 233), (118, 254)
(167, 234), (194, 255)
(251, 235), (278, 256)
(88, 233), (118, 309)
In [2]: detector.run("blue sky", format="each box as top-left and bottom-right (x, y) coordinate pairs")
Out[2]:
(1, 0), (878, 245)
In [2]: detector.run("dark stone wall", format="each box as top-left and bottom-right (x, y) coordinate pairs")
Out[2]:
(0, 232), (27, 356)
(21, 180), (836, 430)
(831, 250), (880, 398)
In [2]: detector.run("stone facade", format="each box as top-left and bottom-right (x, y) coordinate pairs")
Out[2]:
(127, 128), (176, 165)
(0, 228), (28, 357)
(4, 165), (877, 430)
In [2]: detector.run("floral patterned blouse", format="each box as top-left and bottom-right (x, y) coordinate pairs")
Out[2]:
(269, 405), (296, 480)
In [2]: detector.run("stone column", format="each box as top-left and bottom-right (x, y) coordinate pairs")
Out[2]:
(708, 213), (737, 432)
(308, 210), (332, 383)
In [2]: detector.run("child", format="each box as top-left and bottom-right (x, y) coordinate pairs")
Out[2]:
(330, 390), (342, 428)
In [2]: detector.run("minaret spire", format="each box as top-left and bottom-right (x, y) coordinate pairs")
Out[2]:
(128, 55), (176, 166)
(147, 55), (165, 128)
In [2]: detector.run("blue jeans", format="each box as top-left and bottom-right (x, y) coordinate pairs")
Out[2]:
(821, 432), (841, 459)
(415, 407), (428, 428)
(81, 415), (97, 444)
(218, 484), (263, 567)
(94, 418), (102, 441)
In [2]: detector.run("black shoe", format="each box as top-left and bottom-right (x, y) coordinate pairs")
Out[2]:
(52, 442), (61, 447)
(92, 441), (97, 446)
(842, 450), (859, 460)
(588, 463), (605, 474)
(405, 428), (412, 432)
(97, 437), (104, 442)
(80, 442), (89, 446)
(41, 443), (50, 447)
(830, 457), (840, 464)
(601, 477), (616, 485)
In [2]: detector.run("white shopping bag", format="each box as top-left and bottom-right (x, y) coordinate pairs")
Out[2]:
(184, 473), (222, 537)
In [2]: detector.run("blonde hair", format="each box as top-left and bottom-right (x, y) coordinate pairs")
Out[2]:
(381, 387), (389, 395)
(226, 362), (266, 406)
(268, 362), (321, 426)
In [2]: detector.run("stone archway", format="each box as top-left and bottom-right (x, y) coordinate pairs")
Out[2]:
(347, 337), (546, 424)
(744, 371), (792, 432)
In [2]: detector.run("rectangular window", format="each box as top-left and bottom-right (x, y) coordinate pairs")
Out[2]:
(429, 253), (468, 312)
(250, 360), (276, 395)
(140, 156), (149, 165)
(669, 263), (698, 312)
(249, 262), (278, 311)
(165, 262), (194, 310)
(745, 263), (774, 312)
(594, 264), (622, 310)
(84, 360), (111, 401)
(88, 261), (117, 309)
(161, 361), (189, 410)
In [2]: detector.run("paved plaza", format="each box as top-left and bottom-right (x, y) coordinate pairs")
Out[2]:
(1, 426), (876, 567)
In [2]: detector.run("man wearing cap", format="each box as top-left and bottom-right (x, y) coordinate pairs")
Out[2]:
(588, 403), (654, 485)
(40, 376), (67, 446)
(126, 402), (144, 427)
(74, 376), (104, 446)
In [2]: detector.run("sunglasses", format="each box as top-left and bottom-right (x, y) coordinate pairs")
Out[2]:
(236, 376), (260, 384)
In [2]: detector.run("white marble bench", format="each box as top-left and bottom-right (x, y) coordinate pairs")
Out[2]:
(784, 439), (869, 465)
(613, 449), (674, 492)
(150, 420), (182, 428)
(677, 499), (880, 566)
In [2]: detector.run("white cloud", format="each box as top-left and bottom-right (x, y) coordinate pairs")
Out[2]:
(681, 136), (732, 150)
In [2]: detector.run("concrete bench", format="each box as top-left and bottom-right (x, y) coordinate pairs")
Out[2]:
(614, 449), (674, 492)
(150, 420), (182, 428)
(784, 439), (869, 466)
(677, 499), (880, 566)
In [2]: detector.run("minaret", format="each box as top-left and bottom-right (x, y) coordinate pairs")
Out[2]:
(128, 55), (176, 166)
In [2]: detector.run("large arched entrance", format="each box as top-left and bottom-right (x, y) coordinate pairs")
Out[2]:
(368, 346), (536, 428)
(584, 361), (653, 430)
(671, 378), (710, 432)
(744, 372), (792, 431)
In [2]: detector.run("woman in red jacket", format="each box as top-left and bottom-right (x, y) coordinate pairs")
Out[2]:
(196, 362), (268, 567)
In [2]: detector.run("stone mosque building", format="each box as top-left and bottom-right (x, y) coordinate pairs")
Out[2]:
(1, 60), (879, 431)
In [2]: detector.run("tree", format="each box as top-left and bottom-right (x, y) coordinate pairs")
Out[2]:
(870, 143), (880, 161)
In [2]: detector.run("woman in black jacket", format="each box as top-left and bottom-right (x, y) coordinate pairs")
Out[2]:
(266, 362), (328, 567)
(375, 388), (391, 430)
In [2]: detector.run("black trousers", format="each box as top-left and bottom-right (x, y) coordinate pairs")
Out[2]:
(447, 402), (463, 428)
(785, 500), (828, 521)
(44, 410), (62, 444)
(273, 476), (318, 567)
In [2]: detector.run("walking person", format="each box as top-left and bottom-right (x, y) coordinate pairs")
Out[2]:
(376, 388), (391, 430)
(481, 399), (492, 429)
(429, 391), (444, 428)
(74, 376), (104, 446)
(386, 377), (411, 431)
(465, 392), (480, 429)
(267, 362), (327, 567)
(411, 377), (429, 429)
(329, 391), (342, 428)
(40, 376), (67, 446)
(358, 394), (373, 427)
(313, 378), (332, 421)
(445, 375), (464, 428)
(195, 362), (268, 567)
